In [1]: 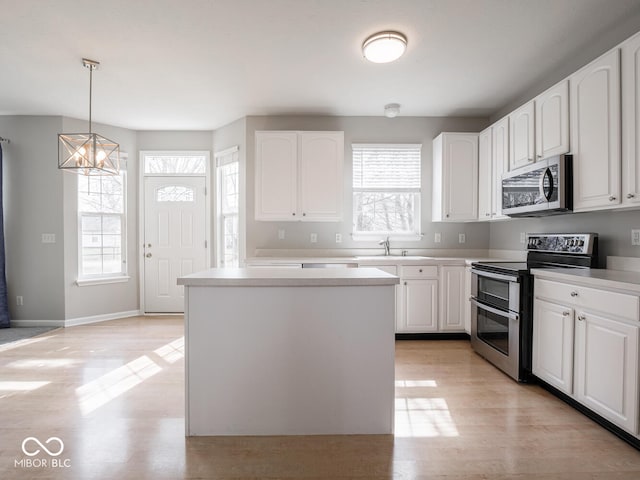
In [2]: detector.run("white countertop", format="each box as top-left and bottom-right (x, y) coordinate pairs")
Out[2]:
(178, 267), (400, 287)
(531, 268), (640, 294)
(245, 255), (505, 267)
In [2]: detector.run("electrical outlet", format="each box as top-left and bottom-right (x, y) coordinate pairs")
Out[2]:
(335, 233), (342, 243)
(278, 229), (285, 240)
(520, 232), (526, 244)
(16, 296), (23, 306)
(310, 233), (318, 243)
(458, 233), (466, 244)
(632, 229), (640, 246)
(434, 233), (441, 243)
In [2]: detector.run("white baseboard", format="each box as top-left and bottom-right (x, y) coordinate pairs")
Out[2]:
(65, 310), (142, 327)
(10, 310), (142, 328)
(10, 319), (65, 328)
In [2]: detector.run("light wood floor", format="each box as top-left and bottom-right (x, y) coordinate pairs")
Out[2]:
(1, 316), (639, 479)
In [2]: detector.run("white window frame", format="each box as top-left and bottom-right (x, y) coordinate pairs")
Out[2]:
(215, 146), (240, 268)
(76, 153), (129, 286)
(352, 144), (423, 241)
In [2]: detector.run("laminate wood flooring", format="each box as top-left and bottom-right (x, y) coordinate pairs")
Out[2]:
(0, 316), (638, 479)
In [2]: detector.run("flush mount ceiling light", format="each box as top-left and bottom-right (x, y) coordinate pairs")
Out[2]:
(58, 58), (120, 176)
(384, 103), (401, 118)
(362, 31), (407, 63)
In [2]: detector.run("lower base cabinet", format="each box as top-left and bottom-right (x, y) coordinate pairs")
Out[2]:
(533, 277), (640, 436)
(440, 266), (466, 332)
(399, 279), (438, 332)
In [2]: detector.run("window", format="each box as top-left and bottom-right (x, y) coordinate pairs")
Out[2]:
(78, 170), (126, 279)
(216, 147), (239, 267)
(352, 144), (421, 237)
(143, 154), (206, 175)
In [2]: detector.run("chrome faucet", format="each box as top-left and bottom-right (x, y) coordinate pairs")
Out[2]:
(379, 236), (391, 256)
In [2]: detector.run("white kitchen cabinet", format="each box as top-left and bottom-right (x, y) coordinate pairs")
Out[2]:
(509, 100), (535, 170)
(533, 275), (640, 436)
(400, 279), (438, 333)
(535, 80), (570, 160)
(255, 131), (298, 220)
(255, 131), (344, 221)
(570, 49), (621, 211)
(491, 117), (509, 219)
(432, 132), (479, 222)
(575, 311), (639, 434)
(463, 266), (472, 334)
(532, 298), (575, 395)
(478, 127), (493, 221)
(621, 31), (640, 206)
(396, 265), (439, 333)
(439, 266), (466, 331)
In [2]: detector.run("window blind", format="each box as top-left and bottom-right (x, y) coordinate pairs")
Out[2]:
(352, 144), (421, 189)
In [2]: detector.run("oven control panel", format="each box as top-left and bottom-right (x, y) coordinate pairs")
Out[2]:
(526, 233), (596, 254)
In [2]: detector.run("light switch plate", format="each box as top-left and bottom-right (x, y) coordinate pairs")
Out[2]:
(458, 233), (466, 244)
(278, 229), (285, 240)
(41, 233), (56, 244)
(335, 233), (342, 243)
(632, 229), (640, 246)
(520, 232), (526, 244)
(310, 233), (318, 243)
(434, 233), (441, 243)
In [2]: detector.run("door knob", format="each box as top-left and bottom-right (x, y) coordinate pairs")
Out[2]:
(628, 193), (636, 199)
(609, 196), (617, 201)
(570, 291), (578, 297)
(146, 253), (152, 258)
(577, 315), (586, 322)
(562, 311), (571, 316)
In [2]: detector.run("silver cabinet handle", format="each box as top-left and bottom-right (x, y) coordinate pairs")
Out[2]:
(528, 157), (534, 162)
(578, 315), (586, 321)
(609, 196), (617, 201)
(562, 311), (571, 316)
(628, 193), (636, 199)
(537, 154), (542, 159)
(570, 291), (578, 297)
(146, 253), (152, 258)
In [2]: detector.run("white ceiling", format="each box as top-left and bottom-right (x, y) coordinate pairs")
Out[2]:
(1, 0), (640, 131)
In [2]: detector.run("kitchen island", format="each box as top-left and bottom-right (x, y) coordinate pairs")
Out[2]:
(177, 267), (399, 436)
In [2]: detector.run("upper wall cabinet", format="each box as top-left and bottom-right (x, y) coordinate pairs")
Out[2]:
(478, 127), (493, 220)
(535, 80), (570, 160)
(570, 49), (621, 212)
(622, 31), (640, 206)
(509, 100), (535, 170)
(432, 132), (478, 222)
(255, 131), (344, 221)
(478, 117), (509, 222)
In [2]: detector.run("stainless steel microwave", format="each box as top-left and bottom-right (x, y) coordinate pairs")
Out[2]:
(502, 154), (572, 217)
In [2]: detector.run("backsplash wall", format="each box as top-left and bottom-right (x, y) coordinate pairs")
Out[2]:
(489, 209), (640, 267)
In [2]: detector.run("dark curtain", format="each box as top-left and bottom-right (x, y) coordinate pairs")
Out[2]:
(0, 145), (9, 328)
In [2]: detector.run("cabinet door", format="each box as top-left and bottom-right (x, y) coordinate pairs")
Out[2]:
(399, 279), (438, 333)
(509, 100), (535, 170)
(439, 266), (465, 331)
(299, 132), (344, 221)
(440, 133), (478, 221)
(491, 117), (509, 219)
(463, 267), (472, 334)
(478, 127), (492, 221)
(622, 32), (640, 206)
(535, 80), (570, 159)
(255, 132), (298, 220)
(532, 299), (574, 395)
(571, 49), (621, 211)
(575, 311), (639, 434)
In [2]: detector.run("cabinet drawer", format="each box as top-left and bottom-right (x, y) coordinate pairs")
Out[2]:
(535, 279), (639, 322)
(401, 265), (438, 278)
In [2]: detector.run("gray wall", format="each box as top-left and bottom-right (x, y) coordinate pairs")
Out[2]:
(62, 117), (139, 319)
(490, 210), (640, 267)
(244, 115), (491, 257)
(0, 116), (66, 321)
(492, 8), (640, 123)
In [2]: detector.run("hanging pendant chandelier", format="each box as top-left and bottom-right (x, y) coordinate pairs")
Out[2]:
(58, 58), (120, 176)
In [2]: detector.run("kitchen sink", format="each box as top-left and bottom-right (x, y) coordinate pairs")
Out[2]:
(355, 255), (431, 261)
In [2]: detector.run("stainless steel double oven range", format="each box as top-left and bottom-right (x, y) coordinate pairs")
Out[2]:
(470, 233), (598, 382)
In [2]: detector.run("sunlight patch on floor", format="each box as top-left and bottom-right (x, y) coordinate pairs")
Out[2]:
(154, 337), (184, 364)
(0, 381), (50, 391)
(394, 397), (459, 438)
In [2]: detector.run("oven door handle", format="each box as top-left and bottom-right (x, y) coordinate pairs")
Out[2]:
(470, 268), (520, 283)
(470, 297), (519, 321)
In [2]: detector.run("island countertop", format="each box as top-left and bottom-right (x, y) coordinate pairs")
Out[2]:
(177, 267), (400, 287)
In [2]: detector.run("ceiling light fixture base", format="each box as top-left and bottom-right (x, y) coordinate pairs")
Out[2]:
(384, 103), (401, 118)
(362, 31), (407, 63)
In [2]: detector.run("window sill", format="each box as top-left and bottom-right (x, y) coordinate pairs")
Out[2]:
(76, 276), (131, 287)
(351, 233), (423, 242)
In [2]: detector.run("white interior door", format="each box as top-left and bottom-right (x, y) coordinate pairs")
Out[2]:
(144, 176), (207, 313)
